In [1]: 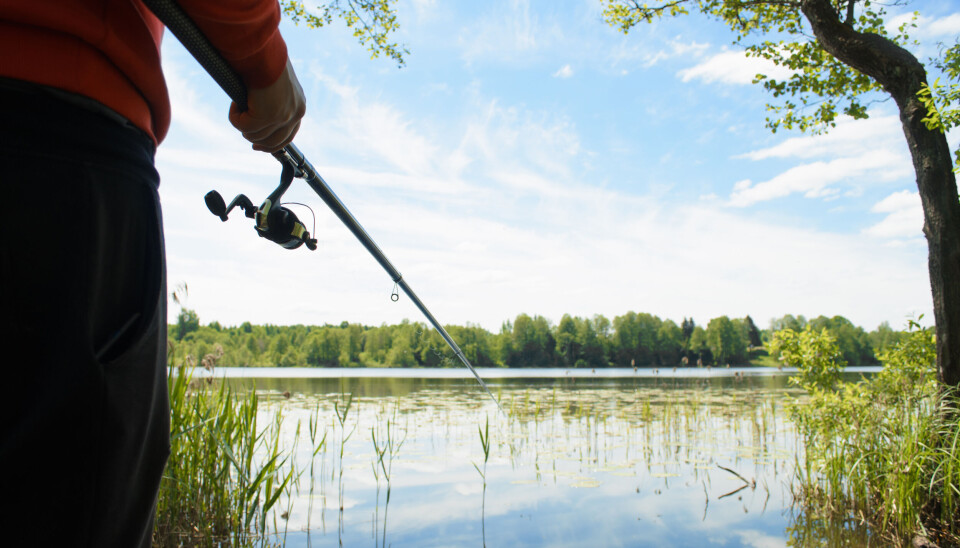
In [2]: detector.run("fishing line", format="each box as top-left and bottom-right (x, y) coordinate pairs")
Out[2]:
(281, 201), (316, 237)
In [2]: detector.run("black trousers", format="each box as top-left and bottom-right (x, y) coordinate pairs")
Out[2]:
(0, 84), (169, 547)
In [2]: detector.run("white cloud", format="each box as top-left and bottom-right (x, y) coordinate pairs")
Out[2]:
(410, 0), (438, 21)
(736, 530), (787, 548)
(671, 39), (711, 58)
(456, 98), (582, 181)
(888, 12), (960, 39)
(628, 37), (710, 68)
(737, 115), (905, 161)
(864, 190), (924, 239)
(458, 0), (561, 63)
(927, 13), (960, 36)
(729, 113), (913, 207)
(553, 64), (574, 78)
(883, 11), (960, 61)
(678, 48), (792, 85)
(162, 57), (237, 146)
(728, 150), (905, 207)
(873, 189), (920, 213)
(307, 68), (439, 177)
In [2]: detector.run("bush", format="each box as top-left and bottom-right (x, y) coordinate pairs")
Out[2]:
(784, 321), (960, 545)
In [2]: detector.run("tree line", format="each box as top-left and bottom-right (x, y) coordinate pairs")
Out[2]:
(169, 308), (909, 369)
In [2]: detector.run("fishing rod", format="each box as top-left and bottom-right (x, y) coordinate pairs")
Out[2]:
(144, 0), (502, 412)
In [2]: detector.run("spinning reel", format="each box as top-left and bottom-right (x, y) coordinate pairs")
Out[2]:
(204, 162), (318, 250)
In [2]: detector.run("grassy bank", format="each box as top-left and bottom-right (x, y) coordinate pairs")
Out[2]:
(778, 323), (960, 546)
(153, 347), (294, 547)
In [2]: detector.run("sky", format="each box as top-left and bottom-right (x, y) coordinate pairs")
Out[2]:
(155, 0), (960, 334)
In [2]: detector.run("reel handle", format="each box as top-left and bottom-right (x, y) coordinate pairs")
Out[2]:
(204, 191), (256, 221)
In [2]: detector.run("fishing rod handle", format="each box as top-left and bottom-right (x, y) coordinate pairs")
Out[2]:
(142, 0), (249, 110)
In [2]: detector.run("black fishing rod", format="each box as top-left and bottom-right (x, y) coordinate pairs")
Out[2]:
(144, 0), (501, 411)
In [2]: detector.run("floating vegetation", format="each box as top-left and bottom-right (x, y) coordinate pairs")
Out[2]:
(173, 372), (822, 546)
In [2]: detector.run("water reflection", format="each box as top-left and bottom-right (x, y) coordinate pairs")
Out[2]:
(213, 371), (875, 547)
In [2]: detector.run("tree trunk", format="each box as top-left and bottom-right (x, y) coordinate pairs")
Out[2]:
(801, 0), (960, 386)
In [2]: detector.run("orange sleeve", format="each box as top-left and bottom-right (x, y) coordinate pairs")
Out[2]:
(177, 0), (288, 90)
(0, 0), (290, 144)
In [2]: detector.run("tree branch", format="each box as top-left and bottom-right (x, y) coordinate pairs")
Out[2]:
(725, 0), (801, 7)
(800, 0), (924, 101)
(638, 0), (687, 20)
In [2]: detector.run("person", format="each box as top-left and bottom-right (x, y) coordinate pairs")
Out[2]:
(0, 1), (305, 546)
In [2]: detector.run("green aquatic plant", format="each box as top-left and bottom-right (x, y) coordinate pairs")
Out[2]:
(154, 348), (294, 547)
(371, 406), (405, 548)
(473, 414), (492, 548)
(787, 321), (960, 545)
(333, 388), (356, 545)
(304, 402), (328, 537)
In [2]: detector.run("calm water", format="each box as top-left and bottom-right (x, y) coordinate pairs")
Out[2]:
(206, 367), (879, 547)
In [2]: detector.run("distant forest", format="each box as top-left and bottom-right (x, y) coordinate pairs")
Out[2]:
(169, 309), (909, 369)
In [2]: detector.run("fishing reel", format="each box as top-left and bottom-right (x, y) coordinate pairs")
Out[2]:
(204, 162), (317, 250)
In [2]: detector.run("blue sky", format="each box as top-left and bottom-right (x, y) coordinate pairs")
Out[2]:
(155, 0), (960, 333)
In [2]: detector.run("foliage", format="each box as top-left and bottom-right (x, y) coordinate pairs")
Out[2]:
(785, 321), (960, 544)
(603, 0), (960, 234)
(743, 315), (762, 347)
(175, 308), (200, 341)
(601, 0), (917, 133)
(169, 309), (899, 369)
(918, 40), (960, 170)
(706, 315), (747, 365)
(769, 314), (879, 366)
(770, 313), (807, 332)
(171, 283), (200, 341)
(556, 314), (609, 368)
(681, 317), (696, 341)
(507, 313), (557, 367)
(868, 320), (905, 358)
(873, 318), (938, 401)
(771, 326), (845, 392)
(154, 347), (294, 546)
(807, 315), (875, 365)
(280, 0), (407, 66)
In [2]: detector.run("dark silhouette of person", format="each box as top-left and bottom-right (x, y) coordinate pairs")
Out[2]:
(0, 1), (305, 545)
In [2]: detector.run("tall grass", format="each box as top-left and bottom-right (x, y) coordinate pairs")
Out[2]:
(154, 346), (294, 547)
(371, 405), (405, 548)
(781, 322), (960, 545)
(473, 415), (491, 548)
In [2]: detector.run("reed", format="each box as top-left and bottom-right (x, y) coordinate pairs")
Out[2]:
(785, 322), (960, 545)
(473, 415), (492, 548)
(304, 402), (328, 536)
(331, 388), (356, 546)
(154, 347), (294, 546)
(371, 404), (405, 548)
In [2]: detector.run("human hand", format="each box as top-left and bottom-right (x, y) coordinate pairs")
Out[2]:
(229, 58), (306, 153)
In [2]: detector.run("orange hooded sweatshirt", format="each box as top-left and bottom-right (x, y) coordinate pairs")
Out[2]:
(0, 0), (288, 145)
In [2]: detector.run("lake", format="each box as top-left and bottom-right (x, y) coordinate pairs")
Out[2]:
(202, 367), (880, 547)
